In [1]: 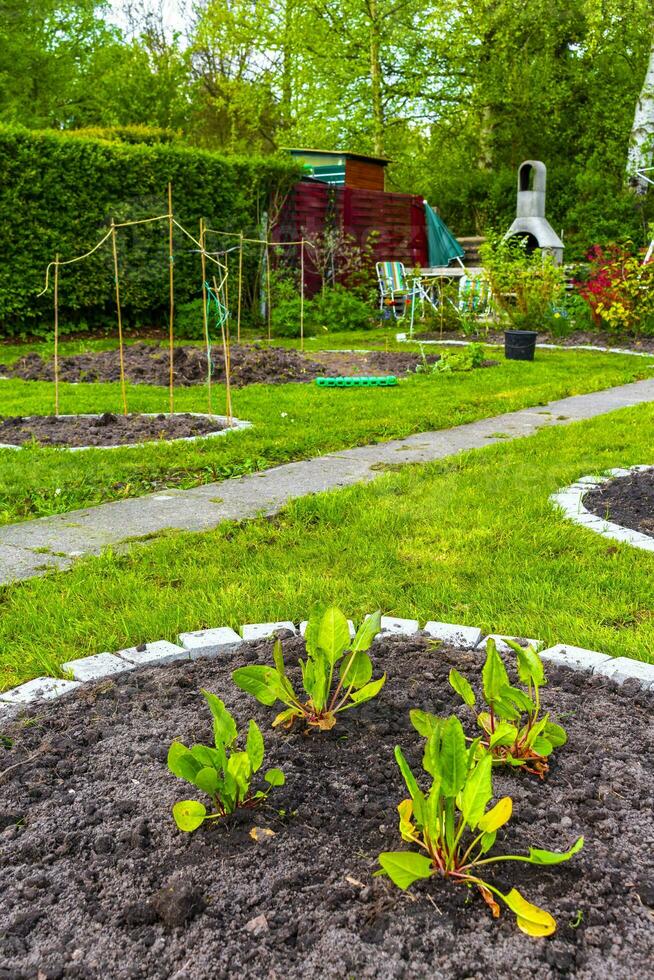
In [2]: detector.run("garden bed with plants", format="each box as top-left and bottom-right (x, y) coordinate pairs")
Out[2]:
(412, 329), (654, 354)
(0, 412), (234, 449)
(585, 468), (654, 538)
(2, 621), (653, 979)
(0, 344), (454, 390)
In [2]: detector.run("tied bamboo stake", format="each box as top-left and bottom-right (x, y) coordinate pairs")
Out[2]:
(237, 231), (244, 343)
(199, 218), (213, 414)
(265, 241), (272, 342)
(167, 182), (175, 414)
(300, 239), (305, 352)
(53, 253), (60, 416)
(111, 219), (128, 416)
(213, 276), (232, 425)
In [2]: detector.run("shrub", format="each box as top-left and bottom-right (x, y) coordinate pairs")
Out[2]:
(167, 690), (284, 832)
(232, 608), (386, 731)
(480, 236), (566, 330)
(574, 244), (654, 335)
(377, 716), (583, 935)
(270, 285), (374, 338)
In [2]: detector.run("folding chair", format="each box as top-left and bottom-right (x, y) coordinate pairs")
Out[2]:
(376, 261), (439, 333)
(457, 274), (492, 318)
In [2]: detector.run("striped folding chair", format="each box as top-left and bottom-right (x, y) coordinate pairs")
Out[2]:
(457, 274), (492, 318)
(376, 261), (439, 332)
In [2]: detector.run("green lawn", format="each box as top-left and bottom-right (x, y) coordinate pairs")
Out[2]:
(1, 336), (652, 525)
(1, 402), (652, 693)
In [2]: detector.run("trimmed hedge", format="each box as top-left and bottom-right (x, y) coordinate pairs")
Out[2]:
(0, 126), (301, 336)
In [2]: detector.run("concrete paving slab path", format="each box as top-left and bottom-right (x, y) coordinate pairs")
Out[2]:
(1, 377), (653, 586)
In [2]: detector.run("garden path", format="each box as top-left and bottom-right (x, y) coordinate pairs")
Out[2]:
(1, 377), (653, 586)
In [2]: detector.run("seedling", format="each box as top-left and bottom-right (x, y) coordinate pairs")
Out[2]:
(167, 690), (284, 832)
(232, 608), (386, 731)
(412, 639), (566, 777)
(377, 715), (583, 935)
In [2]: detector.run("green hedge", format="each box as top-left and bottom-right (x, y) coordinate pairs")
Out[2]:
(0, 126), (301, 337)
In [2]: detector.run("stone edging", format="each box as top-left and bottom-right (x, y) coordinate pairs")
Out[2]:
(551, 465), (654, 553)
(395, 332), (654, 359)
(2, 615), (654, 724)
(0, 413), (252, 452)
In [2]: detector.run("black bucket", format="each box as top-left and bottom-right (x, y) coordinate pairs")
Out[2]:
(504, 330), (537, 361)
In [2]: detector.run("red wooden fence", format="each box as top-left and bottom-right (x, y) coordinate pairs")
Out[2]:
(274, 181), (428, 294)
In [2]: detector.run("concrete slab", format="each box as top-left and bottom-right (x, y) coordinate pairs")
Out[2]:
(377, 616), (420, 636)
(539, 644), (610, 673)
(179, 627), (243, 659)
(61, 652), (135, 682)
(0, 677), (81, 705)
(595, 657), (654, 689)
(481, 634), (543, 654)
(241, 622), (297, 641)
(299, 620), (356, 639)
(117, 640), (189, 667)
(423, 621), (483, 650)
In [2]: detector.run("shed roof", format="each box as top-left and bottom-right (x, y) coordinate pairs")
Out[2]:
(283, 147), (391, 166)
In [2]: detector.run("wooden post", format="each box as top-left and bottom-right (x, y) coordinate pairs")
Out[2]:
(237, 231), (244, 343)
(53, 253), (60, 417)
(167, 182), (175, 414)
(111, 219), (128, 416)
(265, 241), (272, 342)
(213, 276), (232, 425)
(199, 218), (212, 415)
(300, 239), (305, 352)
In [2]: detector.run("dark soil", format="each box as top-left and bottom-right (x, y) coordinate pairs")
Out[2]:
(413, 329), (654, 354)
(1, 634), (653, 979)
(0, 413), (229, 448)
(0, 344), (445, 390)
(584, 468), (654, 538)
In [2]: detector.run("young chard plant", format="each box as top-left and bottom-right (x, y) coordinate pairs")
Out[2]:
(232, 608), (386, 731)
(413, 639), (566, 778)
(377, 715), (583, 935)
(167, 690), (284, 832)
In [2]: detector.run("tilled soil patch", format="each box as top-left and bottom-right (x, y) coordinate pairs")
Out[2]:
(1, 635), (653, 979)
(0, 412), (230, 448)
(584, 468), (654, 538)
(0, 344), (442, 389)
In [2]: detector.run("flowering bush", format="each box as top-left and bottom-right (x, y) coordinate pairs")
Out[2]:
(574, 245), (654, 335)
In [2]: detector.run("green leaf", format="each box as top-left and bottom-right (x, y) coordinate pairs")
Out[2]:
(488, 722), (518, 749)
(422, 730), (441, 779)
(394, 745), (422, 801)
(172, 800), (206, 832)
(439, 715), (468, 798)
(339, 649), (372, 690)
(449, 668), (476, 707)
(491, 696), (521, 721)
(194, 766), (220, 796)
(378, 851), (434, 890)
(167, 742), (203, 783)
(479, 830), (497, 854)
(482, 640), (510, 703)
(410, 709), (442, 738)
(460, 753), (493, 829)
(246, 720), (264, 773)
(544, 722), (567, 747)
(304, 653), (328, 710)
(190, 744), (225, 771)
(232, 665), (288, 707)
(318, 607), (351, 665)
(264, 768), (285, 787)
(503, 686), (535, 713)
(227, 751), (252, 797)
(201, 691), (237, 747)
(273, 639), (286, 677)
(346, 673), (386, 705)
(513, 643), (545, 688)
(526, 837), (583, 865)
(531, 735), (554, 756)
(351, 611), (381, 653)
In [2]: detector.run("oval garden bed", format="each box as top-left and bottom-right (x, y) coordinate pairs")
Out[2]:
(584, 467), (654, 539)
(0, 412), (249, 450)
(1, 633), (653, 977)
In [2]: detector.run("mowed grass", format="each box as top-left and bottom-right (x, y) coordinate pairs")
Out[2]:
(1, 401), (652, 692)
(1, 340), (652, 525)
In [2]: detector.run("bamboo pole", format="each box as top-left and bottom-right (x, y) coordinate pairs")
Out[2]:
(213, 275), (232, 425)
(199, 218), (212, 415)
(53, 253), (60, 417)
(300, 239), (305, 352)
(237, 231), (244, 343)
(167, 182), (175, 414)
(111, 219), (128, 416)
(265, 241), (272, 342)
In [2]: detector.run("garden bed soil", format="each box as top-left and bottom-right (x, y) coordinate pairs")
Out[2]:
(2, 634), (653, 979)
(413, 329), (654, 354)
(0, 344), (446, 389)
(584, 468), (654, 538)
(0, 413), (230, 448)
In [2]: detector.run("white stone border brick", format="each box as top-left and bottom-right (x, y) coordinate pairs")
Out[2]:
(551, 465), (654, 552)
(2, 615), (653, 723)
(0, 413), (251, 452)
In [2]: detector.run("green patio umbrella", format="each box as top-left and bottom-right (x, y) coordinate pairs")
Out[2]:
(424, 202), (465, 267)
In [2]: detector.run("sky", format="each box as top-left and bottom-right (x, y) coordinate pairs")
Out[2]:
(107, 0), (190, 39)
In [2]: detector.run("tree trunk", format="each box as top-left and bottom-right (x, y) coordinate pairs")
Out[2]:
(627, 38), (654, 193)
(367, 0), (385, 156)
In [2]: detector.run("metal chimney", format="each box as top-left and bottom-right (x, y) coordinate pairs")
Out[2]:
(505, 161), (564, 264)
